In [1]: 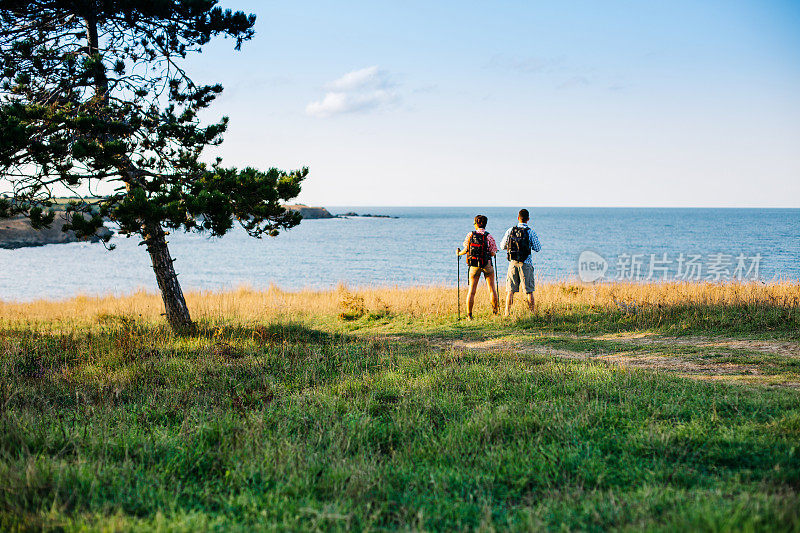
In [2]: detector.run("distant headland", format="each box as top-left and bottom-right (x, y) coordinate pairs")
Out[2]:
(0, 203), (397, 249)
(284, 205), (398, 219)
(336, 211), (398, 219)
(283, 204), (335, 219)
(0, 216), (113, 250)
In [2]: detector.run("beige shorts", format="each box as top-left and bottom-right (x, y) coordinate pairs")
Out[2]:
(507, 261), (535, 293)
(469, 262), (494, 279)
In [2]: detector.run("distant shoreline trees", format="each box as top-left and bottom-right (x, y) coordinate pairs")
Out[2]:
(0, 0), (307, 330)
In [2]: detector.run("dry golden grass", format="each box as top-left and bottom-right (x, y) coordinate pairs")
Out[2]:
(1, 281), (798, 325)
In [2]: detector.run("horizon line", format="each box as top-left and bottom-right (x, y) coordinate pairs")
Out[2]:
(314, 205), (800, 209)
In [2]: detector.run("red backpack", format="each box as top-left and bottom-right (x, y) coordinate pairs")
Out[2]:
(467, 231), (490, 267)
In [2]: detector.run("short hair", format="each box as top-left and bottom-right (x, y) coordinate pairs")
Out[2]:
(474, 214), (487, 229)
(518, 209), (529, 222)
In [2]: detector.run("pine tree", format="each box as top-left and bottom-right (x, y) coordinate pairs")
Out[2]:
(0, 1), (308, 330)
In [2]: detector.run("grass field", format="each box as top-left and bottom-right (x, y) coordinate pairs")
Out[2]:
(1, 282), (799, 531)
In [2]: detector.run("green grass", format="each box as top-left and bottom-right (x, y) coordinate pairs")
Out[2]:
(334, 302), (800, 339)
(1, 316), (799, 531)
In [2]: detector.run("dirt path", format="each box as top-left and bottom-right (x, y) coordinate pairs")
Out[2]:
(398, 333), (800, 388)
(590, 332), (800, 358)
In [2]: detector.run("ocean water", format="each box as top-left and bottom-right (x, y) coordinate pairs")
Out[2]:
(2, 207), (799, 302)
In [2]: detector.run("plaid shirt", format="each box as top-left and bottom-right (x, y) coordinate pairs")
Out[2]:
(500, 223), (541, 266)
(462, 229), (497, 256)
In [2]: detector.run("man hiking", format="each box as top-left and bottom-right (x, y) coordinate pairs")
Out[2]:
(500, 208), (541, 316)
(457, 214), (499, 319)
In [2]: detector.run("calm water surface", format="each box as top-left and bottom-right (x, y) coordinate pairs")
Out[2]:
(2, 207), (798, 301)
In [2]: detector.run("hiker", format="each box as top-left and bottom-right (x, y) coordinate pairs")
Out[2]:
(457, 214), (499, 319)
(500, 209), (541, 315)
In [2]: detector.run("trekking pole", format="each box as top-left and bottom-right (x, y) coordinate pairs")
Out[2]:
(493, 255), (499, 312)
(457, 248), (461, 320)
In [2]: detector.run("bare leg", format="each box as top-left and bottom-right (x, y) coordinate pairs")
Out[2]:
(485, 271), (499, 313)
(466, 268), (480, 318)
(526, 292), (535, 312)
(504, 264), (513, 316)
(504, 291), (514, 316)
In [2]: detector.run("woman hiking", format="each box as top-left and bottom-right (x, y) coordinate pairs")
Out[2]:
(457, 214), (499, 319)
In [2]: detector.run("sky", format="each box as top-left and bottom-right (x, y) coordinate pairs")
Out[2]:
(185, 0), (800, 207)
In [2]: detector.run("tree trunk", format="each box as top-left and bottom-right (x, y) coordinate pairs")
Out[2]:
(144, 223), (193, 331)
(84, 10), (109, 100)
(83, 11), (190, 329)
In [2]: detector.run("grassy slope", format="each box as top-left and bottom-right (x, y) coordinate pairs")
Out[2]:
(1, 287), (800, 531)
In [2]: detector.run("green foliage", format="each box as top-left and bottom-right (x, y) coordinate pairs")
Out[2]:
(0, 317), (799, 530)
(0, 0), (304, 242)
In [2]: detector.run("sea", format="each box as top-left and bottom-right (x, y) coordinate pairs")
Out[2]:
(1, 207), (799, 302)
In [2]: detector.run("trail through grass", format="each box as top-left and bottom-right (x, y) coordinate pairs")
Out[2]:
(398, 331), (800, 387)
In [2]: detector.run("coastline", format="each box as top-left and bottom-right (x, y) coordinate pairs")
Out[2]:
(0, 202), (337, 249)
(0, 215), (113, 249)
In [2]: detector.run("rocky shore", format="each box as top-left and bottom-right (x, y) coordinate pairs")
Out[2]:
(283, 205), (335, 219)
(0, 216), (113, 249)
(284, 205), (398, 219)
(336, 211), (398, 219)
(0, 204), (391, 249)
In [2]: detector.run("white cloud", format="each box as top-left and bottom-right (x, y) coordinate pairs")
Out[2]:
(306, 66), (399, 118)
(326, 66), (391, 91)
(306, 90), (398, 118)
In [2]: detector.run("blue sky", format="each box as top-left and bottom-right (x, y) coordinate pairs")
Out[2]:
(188, 0), (800, 207)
